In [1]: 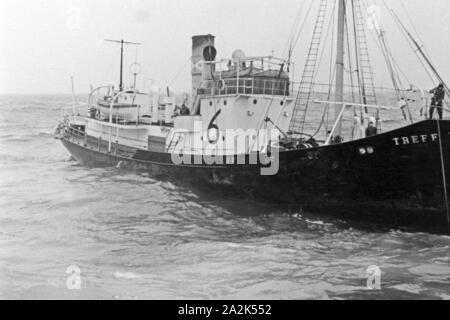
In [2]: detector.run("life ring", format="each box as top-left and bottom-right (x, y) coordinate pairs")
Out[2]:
(207, 109), (222, 144)
(217, 79), (226, 91)
(207, 124), (219, 144)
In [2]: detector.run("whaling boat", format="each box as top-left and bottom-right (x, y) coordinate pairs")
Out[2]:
(56, 0), (450, 232)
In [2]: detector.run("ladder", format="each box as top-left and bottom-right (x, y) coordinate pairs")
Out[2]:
(352, 0), (378, 107)
(289, 0), (329, 135)
(166, 132), (183, 153)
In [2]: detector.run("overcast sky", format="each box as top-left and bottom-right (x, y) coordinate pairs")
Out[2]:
(1, 0), (449, 94)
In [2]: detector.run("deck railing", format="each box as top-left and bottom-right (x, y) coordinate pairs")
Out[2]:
(197, 78), (295, 97)
(195, 79), (435, 110)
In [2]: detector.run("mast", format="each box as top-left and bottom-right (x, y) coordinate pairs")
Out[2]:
(105, 39), (141, 92)
(405, 27), (449, 96)
(334, 0), (346, 138)
(390, 11), (449, 100)
(120, 40), (124, 91)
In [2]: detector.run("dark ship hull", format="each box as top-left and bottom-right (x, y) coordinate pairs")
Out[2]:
(59, 120), (450, 233)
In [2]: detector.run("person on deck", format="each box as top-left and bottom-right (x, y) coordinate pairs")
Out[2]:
(366, 118), (378, 137)
(180, 104), (191, 116)
(398, 97), (408, 121)
(429, 83), (445, 120)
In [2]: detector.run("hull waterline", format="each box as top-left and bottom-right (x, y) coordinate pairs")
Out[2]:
(59, 120), (450, 234)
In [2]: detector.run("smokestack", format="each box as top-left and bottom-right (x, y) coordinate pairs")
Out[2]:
(191, 34), (216, 95)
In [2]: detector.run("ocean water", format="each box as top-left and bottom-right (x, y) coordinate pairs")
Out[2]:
(0, 94), (449, 300)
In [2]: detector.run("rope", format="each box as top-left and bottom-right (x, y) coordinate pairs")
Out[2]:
(299, 0), (335, 135)
(345, 6), (359, 139)
(360, 0), (417, 123)
(282, 0), (310, 59)
(364, 0), (424, 89)
(351, 0), (364, 106)
(399, 0), (433, 60)
(289, 0), (316, 59)
(386, 5), (450, 112)
(168, 57), (191, 87)
(382, 1), (436, 85)
(351, 0), (380, 123)
(312, 0), (337, 140)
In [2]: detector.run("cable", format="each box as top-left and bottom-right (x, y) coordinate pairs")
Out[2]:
(290, 0), (316, 58)
(168, 57), (191, 87)
(282, 0), (309, 59)
(382, 0), (436, 85)
(311, 0), (337, 138)
(300, 0), (336, 135)
(399, 0), (433, 59)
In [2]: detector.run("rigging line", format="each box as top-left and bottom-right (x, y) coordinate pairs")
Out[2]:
(354, 0), (380, 127)
(351, 0), (364, 106)
(300, 0), (336, 134)
(382, 0), (437, 85)
(314, 1), (338, 139)
(363, 0), (410, 89)
(399, 0), (433, 59)
(398, 21), (448, 87)
(313, 57), (337, 139)
(324, 1), (338, 134)
(378, 33), (401, 94)
(287, 5), (306, 52)
(326, 69), (336, 134)
(253, 98), (277, 153)
(371, 21), (413, 88)
(168, 57), (191, 87)
(382, 1), (436, 91)
(290, 0), (316, 57)
(292, 0), (329, 134)
(359, 4), (403, 120)
(375, 19), (410, 89)
(388, 5), (450, 112)
(312, 67), (336, 139)
(367, 3), (407, 88)
(380, 35), (403, 102)
(282, 0), (309, 58)
(312, 1), (337, 139)
(387, 47), (412, 87)
(345, 7), (357, 106)
(345, 7), (361, 141)
(387, 48), (407, 90)
(378, 31), (414, 122)
(391, 10), (450, 113)
(352, 0), (379, 117)
(396, 27), (435, 86)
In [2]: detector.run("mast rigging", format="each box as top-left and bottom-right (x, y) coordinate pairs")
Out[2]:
(105, 39), (141, 92)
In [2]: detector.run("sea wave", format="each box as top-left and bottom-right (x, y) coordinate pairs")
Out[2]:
(0, 95), (449, 300)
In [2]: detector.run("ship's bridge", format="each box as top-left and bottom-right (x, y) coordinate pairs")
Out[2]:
(167, 54), (299, 156)
(196, 55), (294, 97)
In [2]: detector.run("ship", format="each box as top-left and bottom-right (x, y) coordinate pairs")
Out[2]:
(55, 0), (450, 233)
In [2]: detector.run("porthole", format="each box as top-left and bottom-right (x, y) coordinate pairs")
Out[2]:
(253, 99), (258, 105)
(224, 100), (227, 106)
(280, 101), (284, 106)
(209, 101), (213, 106)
